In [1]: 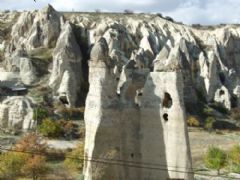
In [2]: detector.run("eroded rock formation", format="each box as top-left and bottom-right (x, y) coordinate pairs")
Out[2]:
(49, 22), (83, 107)
(84, 37), (193, 180)
(0, 97), (35, 131)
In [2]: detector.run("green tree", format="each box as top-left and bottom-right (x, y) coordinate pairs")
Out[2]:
(0, 152), (26, 179)
(33, 107), (49, 124)
(0, 133), (48, 180)
(38, 118), (62, 138)
(204, 146), (227, 175)
(64, 144), (84, 173)
(204, 117), (216, 131)
(228, 145), (240, 173)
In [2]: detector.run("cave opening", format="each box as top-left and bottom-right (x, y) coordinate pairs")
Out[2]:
(162, 92), (173, 108)
(59, 96), (69, 105)
(163, 113), (168, 122)
(219, 90), (225, 96)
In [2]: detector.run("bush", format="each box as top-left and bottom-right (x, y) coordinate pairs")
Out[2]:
(204, 146), (227, 175)
(156, 13), (162, 18)
(58, 120), (79, 139)
(204, 117), (216, 131)
(231, 107), (240, 121)
(57, 107), (84, 120)
(124, 9), (134, 14)
(33, 107), (49, 123)
(0, 152), (26, 179)
(64, 144), (84, 173)
(228, 145), (240, 173)
(210, 103), (229, 114)
(28, 47), (53, 62)
(38, 118), (62, 138)
(203, 106), (214, 116)
(192, 24), (202, 28)
(187, 116), (200, 127)
(0, 133), (48, 180)
(164, 16), (174, 22)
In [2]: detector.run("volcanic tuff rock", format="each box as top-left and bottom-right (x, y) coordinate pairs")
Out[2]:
(84, 36), (193, 180)
(0, 97), (35, 131)
(1, 5), (240, 179)
(49, 22), (83, 107)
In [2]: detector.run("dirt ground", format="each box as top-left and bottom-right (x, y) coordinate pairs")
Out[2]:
(189, 127), (240, 168)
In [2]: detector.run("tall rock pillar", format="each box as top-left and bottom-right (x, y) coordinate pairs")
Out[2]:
(140, 71), (193, 179)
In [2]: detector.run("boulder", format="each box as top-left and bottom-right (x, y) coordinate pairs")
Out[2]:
(0, 97), (35, 131)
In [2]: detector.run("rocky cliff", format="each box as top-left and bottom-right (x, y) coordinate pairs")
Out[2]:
(1, 5), (240, 179)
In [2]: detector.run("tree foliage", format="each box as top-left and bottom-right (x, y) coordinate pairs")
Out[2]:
(228, 145), (240, 173)
(0, 133), (48, 180)
(64, 144), (84, 173)
(204, 146), (227, 175)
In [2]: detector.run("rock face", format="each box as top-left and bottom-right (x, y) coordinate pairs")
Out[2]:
(49, 22), (83, 107)
(11, 4), (62, 50)
(5, 47), (37, 85)
(0, 97), (35, 131)
(84, 38), (193, 180)
(3, 5), (240, 178)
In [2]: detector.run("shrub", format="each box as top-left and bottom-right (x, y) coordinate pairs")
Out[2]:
(187, 116), (200, 127)
(164, 16), (174, 22)
(231, 107), (240, 121)
(156, 13), (162, 18)
(203, 106), (214, 116)
(38, 118), (62, 138)
(210, 103), (229, 114)
(28, 47), (53, 62)
(64, 144), (84, 173)
(33, 107), (49, 123)
(0, 152), (26, 179)
(124, 9), (134, 14)
(57, 107), (84, 120)
(204, 117), (216, 131)
(204, 146), (227, 175)
(0, 133), (48, 180)
(95, 9), (101, 13)
(228, 145), (240, 173)
(192, 24), (202, 28)
(58, 120), (79, 139)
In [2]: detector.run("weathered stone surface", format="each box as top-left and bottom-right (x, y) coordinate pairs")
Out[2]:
(84, 38), (193, 179)
(0, 97), (35, 131)
(6, 48), (37, 85)
(11, 4), (62, 50)
(49, 22), (82, 107)
(214, 86), (231, 110)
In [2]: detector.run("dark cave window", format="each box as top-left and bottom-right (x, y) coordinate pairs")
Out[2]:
(162, 92), (173, 108)
(116, 77), (120, 81)
(138, 92), (143, 96)
(59, 96), (69, 105)
(219, 90), (225, 96)
(130, 153), (134, 158)
(163, 113), (168, 122)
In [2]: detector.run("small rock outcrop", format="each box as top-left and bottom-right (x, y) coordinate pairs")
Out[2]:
(0, 97), (35, 131)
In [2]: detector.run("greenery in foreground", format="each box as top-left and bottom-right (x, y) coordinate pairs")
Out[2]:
(204, 145), (240, 175)
(0, 133), (84, 180)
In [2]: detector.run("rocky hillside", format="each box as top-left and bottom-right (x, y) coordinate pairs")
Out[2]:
(0, 4), (240, 130)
